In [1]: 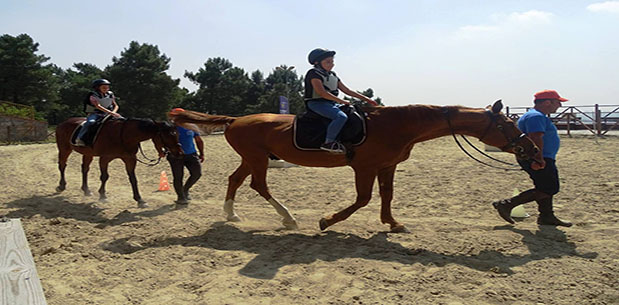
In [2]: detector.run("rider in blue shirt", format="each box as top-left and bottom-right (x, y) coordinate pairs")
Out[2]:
(164, 108), (205, 205)
(493, 90), (572, 227)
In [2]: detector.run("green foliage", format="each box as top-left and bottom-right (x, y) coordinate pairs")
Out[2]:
(0, 33), (384, 124)
(246, 65), (304, 114)
(106, 41), (181, 119)
(344, 88), (384, 106)
(0, 103), (44, 120)
(0, 34), (60, 120)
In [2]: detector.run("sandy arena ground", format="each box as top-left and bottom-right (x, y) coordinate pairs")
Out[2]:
(1, 134), (617, 304)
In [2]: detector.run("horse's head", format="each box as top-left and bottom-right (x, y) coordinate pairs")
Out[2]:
(153, 121), (183, 157)
(478, 100), (541, 162)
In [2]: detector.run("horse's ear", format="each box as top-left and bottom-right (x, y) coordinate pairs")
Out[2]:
(491, 100), (503, 113)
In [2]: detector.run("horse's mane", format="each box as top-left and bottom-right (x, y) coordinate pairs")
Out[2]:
(371, 104), (473, 122)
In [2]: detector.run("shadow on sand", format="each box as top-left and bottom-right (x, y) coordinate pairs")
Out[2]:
(102, 222), (598, 279)
(2, 194), (177, 228)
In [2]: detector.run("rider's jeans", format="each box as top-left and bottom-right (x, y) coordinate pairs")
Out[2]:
(77, 113), (103, 139)
(306, 99), (348, 143)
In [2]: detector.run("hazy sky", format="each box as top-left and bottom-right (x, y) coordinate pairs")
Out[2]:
(2, 0), (618, 108)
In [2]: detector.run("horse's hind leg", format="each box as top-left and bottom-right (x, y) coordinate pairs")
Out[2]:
(378, 165), (408, 233)
(320, 168), (376, 230)
(56, 146), (72, 192)
(224, 160), (251, 222)
(81, 155), (94, 196)
(247, 156), (298, 229)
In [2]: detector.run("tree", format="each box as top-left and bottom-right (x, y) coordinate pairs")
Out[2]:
(184, 57), (251, 116)
(250, 65), (304, 114)
(344, 88), (384, 106)
(0, 33), (60, 119)
(105, 41), (181, 119)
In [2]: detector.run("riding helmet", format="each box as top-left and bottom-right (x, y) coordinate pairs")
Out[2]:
(92, 78), (111, 89)
(308, 48), (336, 65)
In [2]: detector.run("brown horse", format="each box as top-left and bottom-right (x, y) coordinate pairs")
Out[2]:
(55, 117), (183, 207)
(169, 100), (541, 232)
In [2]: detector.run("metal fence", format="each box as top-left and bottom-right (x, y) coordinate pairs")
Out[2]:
(505, 104), (619, 136)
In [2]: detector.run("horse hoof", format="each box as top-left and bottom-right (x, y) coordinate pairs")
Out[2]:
(319, 218), (329, 231)
(391, 225), (410, 233)
(56, 186), (65, 192)
(227, 214), (242, 222)
(137, 201), (148, 208)
(83, 190), (92, 196)
(283, 219), (298, 230)
(99, 197), (108, 203)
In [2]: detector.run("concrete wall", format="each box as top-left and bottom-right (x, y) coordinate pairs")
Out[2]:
(0, 115), (48, 142)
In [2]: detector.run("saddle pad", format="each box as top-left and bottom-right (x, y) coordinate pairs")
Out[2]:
(293, 105), (367, 151)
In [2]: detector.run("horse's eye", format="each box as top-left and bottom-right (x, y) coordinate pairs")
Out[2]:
(497, 125), (504, 130)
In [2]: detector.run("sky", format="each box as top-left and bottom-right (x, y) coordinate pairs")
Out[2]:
(1, 0), (618, 108)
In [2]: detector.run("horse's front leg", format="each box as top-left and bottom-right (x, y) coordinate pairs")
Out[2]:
(81, 155), (94, 196)
(320, 168), (376, 230)
(122, 157), (147, 208)
(98, 156), (112, 202)
(378, 165), (408, 233)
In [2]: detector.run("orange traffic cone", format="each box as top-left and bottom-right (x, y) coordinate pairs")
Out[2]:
(158, 171), (170, 191)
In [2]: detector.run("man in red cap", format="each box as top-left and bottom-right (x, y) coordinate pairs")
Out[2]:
(164, 108), (205, 205)
(492, 90), (572, 227)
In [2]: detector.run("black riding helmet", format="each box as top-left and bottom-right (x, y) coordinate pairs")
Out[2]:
(308, 48), (336, 65)
(92, 78), (111, 89)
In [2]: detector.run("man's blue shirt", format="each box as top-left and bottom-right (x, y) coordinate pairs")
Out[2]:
(517, 109), (560, 160)
(176, 126), (199, 155)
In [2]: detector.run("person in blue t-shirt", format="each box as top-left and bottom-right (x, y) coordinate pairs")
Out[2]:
(492, 90), (572, 227)
(164, 108), (205, 205)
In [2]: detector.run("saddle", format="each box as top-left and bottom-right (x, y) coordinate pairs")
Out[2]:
(293, 104), (367, 151)
(70, 116), (112, 147)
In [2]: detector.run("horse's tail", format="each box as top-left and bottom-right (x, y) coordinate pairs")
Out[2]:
(168, 110), (236, 131)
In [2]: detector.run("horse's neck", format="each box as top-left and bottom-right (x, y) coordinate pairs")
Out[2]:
(118, 120), (156, 146)
(383, 105), (487, 143)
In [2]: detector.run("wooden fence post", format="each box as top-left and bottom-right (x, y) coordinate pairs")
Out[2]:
(595, 104), (601, 136)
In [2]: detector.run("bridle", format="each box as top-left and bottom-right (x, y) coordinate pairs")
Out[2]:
(119, 118), (172, 166)
(443, 108), (526, 171)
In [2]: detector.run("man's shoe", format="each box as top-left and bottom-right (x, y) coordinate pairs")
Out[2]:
(537, 214), (572, 227)
(184, 192), (192, 200)
(74, 138), (86, 146)
(320, 141), (346, 154)
(175, 198), (189, 205)
(492, 199), (515, 224)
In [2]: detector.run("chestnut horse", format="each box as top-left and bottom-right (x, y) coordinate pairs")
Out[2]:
(55, 117), (183, 207)
(169, 100), (541, 232)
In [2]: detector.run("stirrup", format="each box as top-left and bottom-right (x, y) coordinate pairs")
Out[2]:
(320, 141), (346, 154)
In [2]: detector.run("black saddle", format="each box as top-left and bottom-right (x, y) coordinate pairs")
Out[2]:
(293, 104), (367, 151)
(70, 116), (113, 146)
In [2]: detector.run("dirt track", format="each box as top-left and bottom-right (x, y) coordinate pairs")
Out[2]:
(1, 134), (617, 304)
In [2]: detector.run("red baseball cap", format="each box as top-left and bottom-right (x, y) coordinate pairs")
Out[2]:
(534, 90), (568, 102)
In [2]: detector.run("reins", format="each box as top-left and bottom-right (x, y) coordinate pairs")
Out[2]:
(443, 109), (523, 171)
(119, 118), (163, 167)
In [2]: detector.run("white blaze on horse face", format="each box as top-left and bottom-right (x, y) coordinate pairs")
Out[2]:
(268, 198), (298, 229)
(224, 199), (241, 222)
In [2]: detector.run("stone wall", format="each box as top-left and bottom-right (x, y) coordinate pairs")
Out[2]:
(0, 115), (48, 142)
